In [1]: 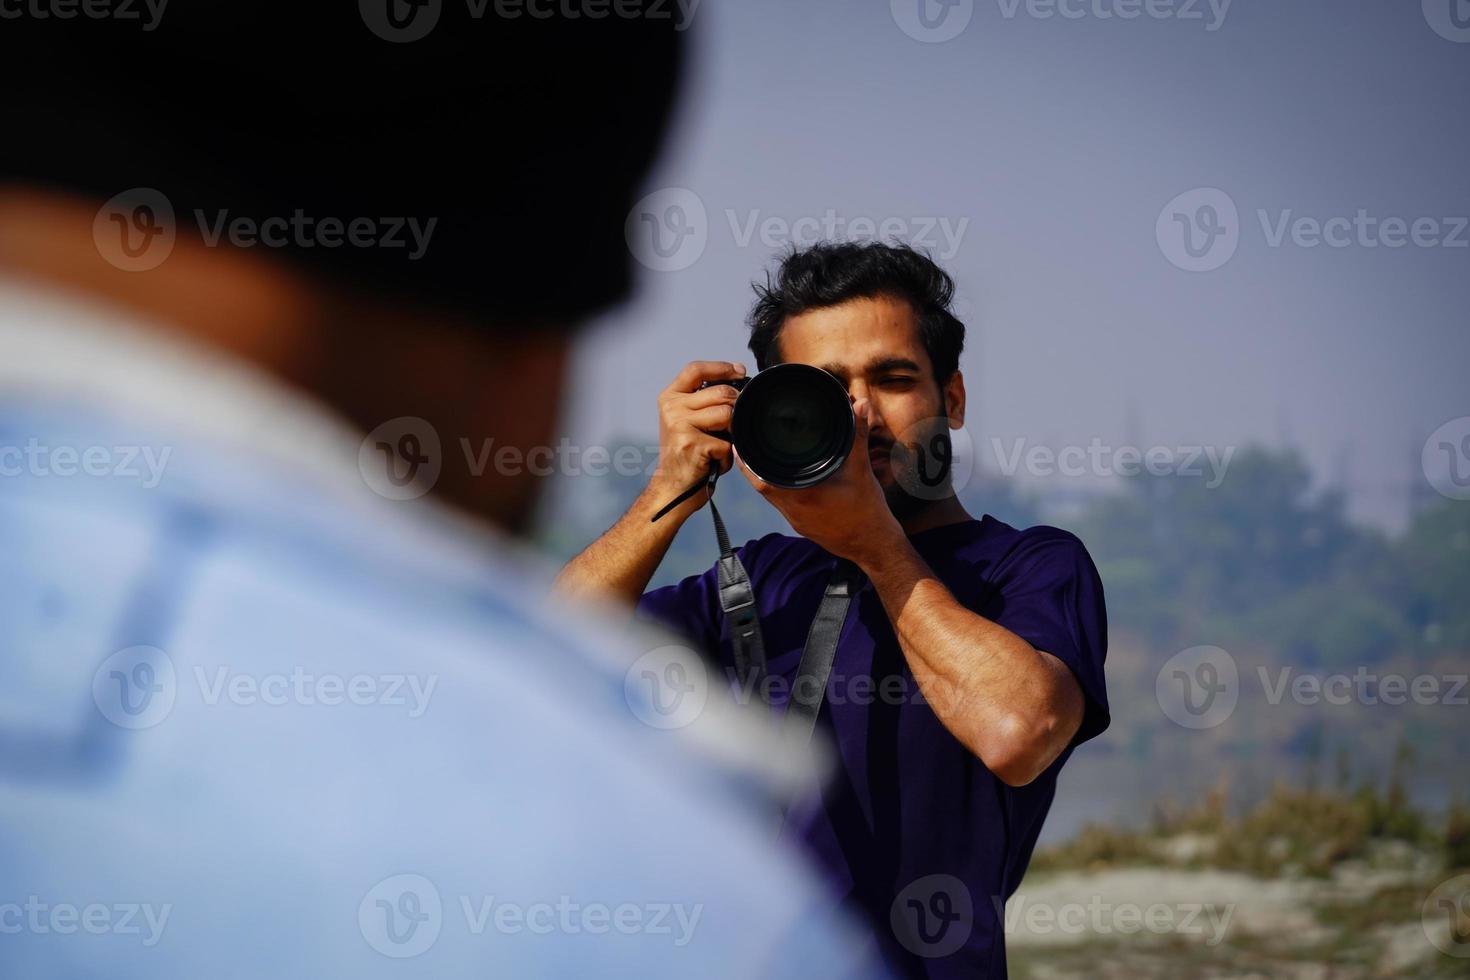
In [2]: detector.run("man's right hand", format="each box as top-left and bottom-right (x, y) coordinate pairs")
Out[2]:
(553, 359), (746, 606)
(646, 360), (747, 521)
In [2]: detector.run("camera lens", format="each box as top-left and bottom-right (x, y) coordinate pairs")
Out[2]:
(731, 364), (854, 488)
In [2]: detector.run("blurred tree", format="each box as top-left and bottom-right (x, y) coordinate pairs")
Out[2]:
(1074, 447), (1409, 661)
(1398, 498), (1470, 653)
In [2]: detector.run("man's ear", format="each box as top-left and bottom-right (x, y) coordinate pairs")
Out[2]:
(943, 370), (966, 429)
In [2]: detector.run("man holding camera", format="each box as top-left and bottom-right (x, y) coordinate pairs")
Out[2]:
(558, 242), (1109, 978)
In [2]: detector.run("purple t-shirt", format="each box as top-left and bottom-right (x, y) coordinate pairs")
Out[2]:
(638, 516), (1109, 978)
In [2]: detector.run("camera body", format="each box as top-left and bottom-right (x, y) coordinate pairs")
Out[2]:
(699, 363), (855, 488)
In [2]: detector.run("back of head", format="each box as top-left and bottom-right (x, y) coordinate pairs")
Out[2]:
(0, 4), (684, 326)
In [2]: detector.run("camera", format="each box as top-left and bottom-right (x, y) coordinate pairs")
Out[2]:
(700, 363), (855, 488)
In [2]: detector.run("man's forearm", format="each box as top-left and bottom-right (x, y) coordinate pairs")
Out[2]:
(556, 359), (743, 606)
(853, 534), (1084, 786)
(553, 482), (700, 606)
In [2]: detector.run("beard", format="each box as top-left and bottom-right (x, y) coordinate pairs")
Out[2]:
(875, 417), (955, 521)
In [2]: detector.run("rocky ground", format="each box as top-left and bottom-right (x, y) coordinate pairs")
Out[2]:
(1006, 837), (1468, 978)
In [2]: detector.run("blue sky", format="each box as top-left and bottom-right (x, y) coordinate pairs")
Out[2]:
(551, 0), (1469, 531)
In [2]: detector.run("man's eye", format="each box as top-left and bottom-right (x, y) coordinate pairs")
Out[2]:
(879, 376), (915, 387)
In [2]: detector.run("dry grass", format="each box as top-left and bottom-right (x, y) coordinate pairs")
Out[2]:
(1032, 767), (1458, 879)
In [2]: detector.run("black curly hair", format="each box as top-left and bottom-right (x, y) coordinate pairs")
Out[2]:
(747, 241), (966, 383)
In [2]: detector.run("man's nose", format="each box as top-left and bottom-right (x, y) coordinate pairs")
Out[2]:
(848, 386), (886, 434)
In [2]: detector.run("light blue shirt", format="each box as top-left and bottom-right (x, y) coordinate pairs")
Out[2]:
(0, 288), (880, 979)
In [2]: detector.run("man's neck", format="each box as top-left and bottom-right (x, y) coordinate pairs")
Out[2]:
(897, 492), (974, 536)
(0, 186), (567, 532)
(0, 187), (324, 382)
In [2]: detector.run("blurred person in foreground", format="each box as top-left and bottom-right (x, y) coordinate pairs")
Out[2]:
(558, 243), (1110, 978)
(0, 7), (877, 979)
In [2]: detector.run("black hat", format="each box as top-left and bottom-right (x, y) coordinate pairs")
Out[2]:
(0, 3), (686, 326)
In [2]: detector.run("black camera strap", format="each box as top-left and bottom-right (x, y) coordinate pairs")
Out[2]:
(702, 467), (770, 705)
(775, 557), (862, 839)
(650, 460), (772, 701)
(783, 557), (861, 745)
(657, 461), (863, 747)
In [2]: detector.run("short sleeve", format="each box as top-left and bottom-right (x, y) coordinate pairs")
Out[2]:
(637, 563), (722, 655)
(990, 529), (1110, 747)
(636, 534), (790, 660)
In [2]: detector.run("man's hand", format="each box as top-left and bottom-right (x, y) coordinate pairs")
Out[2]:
(737, 397), (905, 564)
(647, 360), (746, 522)
(554, 359), (745, 606)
